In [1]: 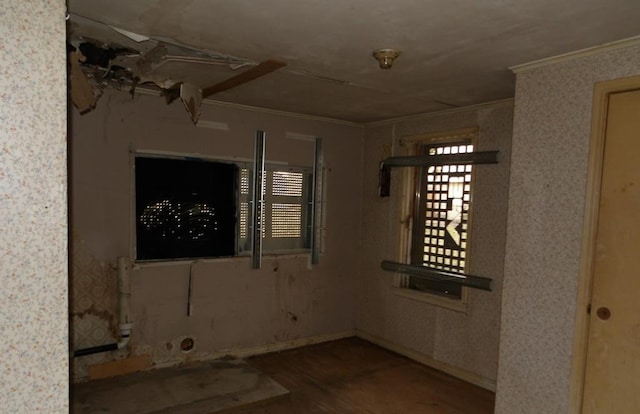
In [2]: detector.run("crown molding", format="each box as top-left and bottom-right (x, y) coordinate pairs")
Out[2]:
(134, 87), (362, 127)
(510, 35), (640, 74)
(363, 98), (514, 127)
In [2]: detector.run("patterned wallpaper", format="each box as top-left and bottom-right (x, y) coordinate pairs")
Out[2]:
(0, 1), (68, 412)
(359, 100), (513, 385)
(70, 237), (124, 381)
(496, 43), (640, 413)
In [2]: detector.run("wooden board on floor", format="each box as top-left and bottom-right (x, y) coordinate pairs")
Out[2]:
(88, 354), (152, 380)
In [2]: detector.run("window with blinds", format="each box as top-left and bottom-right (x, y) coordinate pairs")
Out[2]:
(238, 166), (312, 253)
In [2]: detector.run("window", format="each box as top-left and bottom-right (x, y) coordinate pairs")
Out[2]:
(409, 142), (474, 299)
(135, 157), (237, 260)
(135, 155), (312, 261)
(238, 166), (313, 254)
(396, 129), (477, 307)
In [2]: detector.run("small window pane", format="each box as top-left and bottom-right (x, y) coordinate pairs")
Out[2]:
(240, 169), (250, 195)
(272, 171), (304, 197)
(271, 203), (302, 238)
(240, 202), (248, 239)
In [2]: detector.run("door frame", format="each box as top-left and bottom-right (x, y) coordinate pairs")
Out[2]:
(570, 75), (640, 413)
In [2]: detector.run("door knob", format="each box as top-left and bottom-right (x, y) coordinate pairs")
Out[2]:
(596, 306), (611, 320)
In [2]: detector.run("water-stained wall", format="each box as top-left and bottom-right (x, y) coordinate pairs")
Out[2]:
(358, 101), (513, 388)
(69, 90), (363, 380)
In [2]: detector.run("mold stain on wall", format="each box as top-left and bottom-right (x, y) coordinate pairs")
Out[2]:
(70, 233), (123, 380)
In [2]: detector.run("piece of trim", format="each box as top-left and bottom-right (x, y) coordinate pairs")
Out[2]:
(310, 137), (323, 265)
(569, 75), (640, 414)
(223, 331), (355, 359)
(131, 252), (311, 269)
(251, 131), (266, 269)
(134, 87), (363, 127)
(364, 99), (514, 127)
(132, 148), (288, 166)
(285, 132), (317, 141)
(392, 287), (468, 313)
(382, 261), (492, 291)
(400, 127), (478, 145)
(510, 35), (640, 74)
(130, 85), (512, 127)
(201, 60), (286, 98)
(195, 120), (230, 131)
(356, 330), (496, 392)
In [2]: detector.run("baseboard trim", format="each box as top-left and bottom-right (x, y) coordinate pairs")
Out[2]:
(355, 330), (497, 392)
(153, 330), (356, 370)
(221, 330), (357, 359)
(105, 329), (496, 393)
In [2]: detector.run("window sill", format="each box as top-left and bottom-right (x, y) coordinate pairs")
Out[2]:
(392, 287), (468, 313)
(133, 251), (312, 268)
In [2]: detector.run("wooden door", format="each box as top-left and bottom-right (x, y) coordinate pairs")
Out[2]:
(582, 89), (640, 413)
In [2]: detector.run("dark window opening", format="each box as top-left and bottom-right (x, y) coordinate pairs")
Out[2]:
(135, 157), (237, 261)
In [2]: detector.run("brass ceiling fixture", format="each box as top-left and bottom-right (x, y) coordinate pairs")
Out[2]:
(373, 48), (400, 69)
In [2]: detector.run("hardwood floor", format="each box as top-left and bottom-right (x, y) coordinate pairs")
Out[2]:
(239, 337), (495, 414)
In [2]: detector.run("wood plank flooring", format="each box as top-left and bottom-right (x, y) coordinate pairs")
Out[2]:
(239, 337), (495, 414)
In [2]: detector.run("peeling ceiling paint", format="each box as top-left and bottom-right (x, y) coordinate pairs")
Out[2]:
(67, 0), (640, 123)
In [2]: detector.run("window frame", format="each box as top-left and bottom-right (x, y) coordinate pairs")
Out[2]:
(133, 155), (238, 262)
(132, 151), (313, 263)
(392, 128), (478, 312)
(238, 164), (314, 255)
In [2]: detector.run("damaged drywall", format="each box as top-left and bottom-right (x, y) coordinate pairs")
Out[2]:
(67, 14), (285, 124)
(70, 234), (124, 380)
(69, 89), (363, 381)
(69, 49), (99, 114)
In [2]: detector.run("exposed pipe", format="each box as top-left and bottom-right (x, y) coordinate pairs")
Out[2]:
(73, 343), (118, 357)
(72, 256), (133, 357)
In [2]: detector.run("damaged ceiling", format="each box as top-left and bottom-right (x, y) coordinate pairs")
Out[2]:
(67, 0), (640, 123)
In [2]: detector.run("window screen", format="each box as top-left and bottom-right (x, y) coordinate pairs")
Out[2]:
(238, 166), (312, 253)
(410, 142), (474, 298)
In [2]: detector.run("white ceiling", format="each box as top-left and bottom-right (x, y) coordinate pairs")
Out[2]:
(68, 0), (640, 123)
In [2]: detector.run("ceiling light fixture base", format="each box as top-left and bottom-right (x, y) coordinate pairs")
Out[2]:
(373, 48), (400, 69)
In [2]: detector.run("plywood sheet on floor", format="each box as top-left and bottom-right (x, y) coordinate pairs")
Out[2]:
(72, 359), (289, 414)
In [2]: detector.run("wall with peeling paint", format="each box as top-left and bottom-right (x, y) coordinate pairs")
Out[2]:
(358, 101), (513, 389)
(69, 90), (363, 380)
